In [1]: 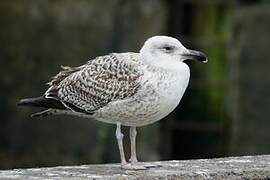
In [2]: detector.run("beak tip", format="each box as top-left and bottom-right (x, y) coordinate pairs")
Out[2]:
(183, 49), (208, 63)
(202, 58), (208, 63)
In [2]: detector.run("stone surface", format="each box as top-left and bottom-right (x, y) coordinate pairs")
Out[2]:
(0, 155), (269, 179)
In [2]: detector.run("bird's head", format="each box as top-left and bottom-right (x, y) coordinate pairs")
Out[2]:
(140, 36), (208, 69)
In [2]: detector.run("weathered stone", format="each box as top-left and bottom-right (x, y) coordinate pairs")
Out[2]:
(0, 155), (269, 179)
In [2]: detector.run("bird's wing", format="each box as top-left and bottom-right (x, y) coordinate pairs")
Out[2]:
(45, 52), (142, 114)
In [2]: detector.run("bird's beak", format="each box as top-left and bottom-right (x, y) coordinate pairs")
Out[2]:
(182, 49), (208, 63)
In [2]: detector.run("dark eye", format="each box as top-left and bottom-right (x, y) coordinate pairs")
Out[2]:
(164, 46), (173, 51)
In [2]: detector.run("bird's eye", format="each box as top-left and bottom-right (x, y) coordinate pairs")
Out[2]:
(163, 46), (173, 51)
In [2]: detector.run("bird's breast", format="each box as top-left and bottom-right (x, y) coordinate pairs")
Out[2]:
(146, 64), (190, 120)
(93, 63), (190, 126)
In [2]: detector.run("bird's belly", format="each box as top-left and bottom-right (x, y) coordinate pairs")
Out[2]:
(93, 70), (190, 127)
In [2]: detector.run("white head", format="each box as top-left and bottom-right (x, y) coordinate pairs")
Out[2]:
(140, 36), (207, 69)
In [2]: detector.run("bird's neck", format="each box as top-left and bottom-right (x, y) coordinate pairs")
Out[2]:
(144, 60), (189, 75)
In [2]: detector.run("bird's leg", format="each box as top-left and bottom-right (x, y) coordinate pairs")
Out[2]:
(129, 126), (138, 164)
(115, 124), (147, 170)
(115, 122), (127, 166)
(126, 126), (157, 170)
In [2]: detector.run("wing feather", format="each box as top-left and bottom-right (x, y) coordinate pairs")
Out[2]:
(45, 52), (142, 114)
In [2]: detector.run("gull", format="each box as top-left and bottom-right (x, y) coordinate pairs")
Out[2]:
(18, 36), (207, 169)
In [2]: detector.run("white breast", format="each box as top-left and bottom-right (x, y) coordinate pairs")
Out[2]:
(93, 62), (190, 127)
(148, 62), (190, 123)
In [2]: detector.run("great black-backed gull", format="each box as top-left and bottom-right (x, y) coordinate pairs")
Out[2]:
(18, 36), (207, 169)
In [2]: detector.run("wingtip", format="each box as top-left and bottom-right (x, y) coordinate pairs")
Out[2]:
(30, 113), (40, 118)
(17, 99), (27, 106)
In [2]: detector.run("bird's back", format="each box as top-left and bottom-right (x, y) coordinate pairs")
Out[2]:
(45, 52), (143, 115)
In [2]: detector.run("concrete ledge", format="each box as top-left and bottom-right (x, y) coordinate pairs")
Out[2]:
(0, 155), (270, 179)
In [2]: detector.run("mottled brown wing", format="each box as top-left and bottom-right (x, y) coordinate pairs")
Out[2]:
(46, 52), (142, 114)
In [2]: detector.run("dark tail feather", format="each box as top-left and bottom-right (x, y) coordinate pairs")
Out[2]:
(18, 96), (66, 110)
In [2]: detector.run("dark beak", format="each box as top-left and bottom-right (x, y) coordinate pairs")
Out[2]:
(182, 49), (208, 63)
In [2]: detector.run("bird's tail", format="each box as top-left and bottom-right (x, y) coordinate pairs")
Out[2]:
(30, 109), (59, 118)
(18, 96), (66, 110)
(18, 96), (92, 118)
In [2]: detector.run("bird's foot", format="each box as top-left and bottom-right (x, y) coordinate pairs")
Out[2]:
(121, 163), (148, 170)
(121, 161), (162, 170)
(129, 157), (138, 164)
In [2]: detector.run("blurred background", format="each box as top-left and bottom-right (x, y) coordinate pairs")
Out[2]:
(0, 0), (270, 170)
